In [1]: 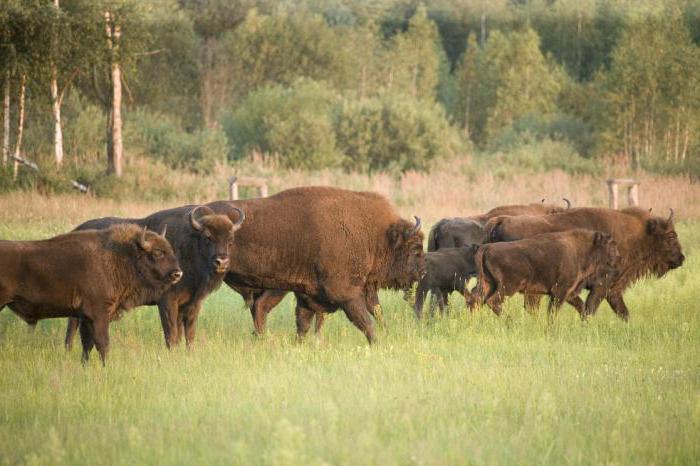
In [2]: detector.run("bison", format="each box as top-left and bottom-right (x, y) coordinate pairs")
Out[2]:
(484, 207), (685, 319)
(65, 204), (244, 349)
(471, 198), (571, 226)
(205, 186), (425, 343)
(0, 225), (181, 364)
(468, 229), (621, 317)
(427, 218), (485, 252)
(414, 245), (478, 318)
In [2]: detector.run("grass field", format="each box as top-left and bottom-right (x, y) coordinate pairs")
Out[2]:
(0, 198), (699, 465)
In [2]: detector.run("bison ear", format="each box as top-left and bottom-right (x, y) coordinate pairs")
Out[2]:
(646, 219), (664, 236)
(593, 232), (611, 246)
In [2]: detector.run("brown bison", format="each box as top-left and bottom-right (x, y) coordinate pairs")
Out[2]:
(65, 204), (244, 349)
(0, 225), (181, 364)
(485, 207), (685, 319)
(468, 229), (621, 317)
(414, 245), (478, 318)
(205, 186), (425, 343)
(427, 218), (485, 252)
(471, 198), (571, 225)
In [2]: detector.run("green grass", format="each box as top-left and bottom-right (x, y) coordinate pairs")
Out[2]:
(1, 220), (699, 465)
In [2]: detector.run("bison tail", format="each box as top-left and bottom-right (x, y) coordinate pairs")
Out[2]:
(427, 220), (443, 252)
(468, 246), (489, 310)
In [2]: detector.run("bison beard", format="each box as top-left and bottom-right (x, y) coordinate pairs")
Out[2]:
(206, 186), (425, 343)
(0, 225), (181, 364)
(484, 207), (685, 320)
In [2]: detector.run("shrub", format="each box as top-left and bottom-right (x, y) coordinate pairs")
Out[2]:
(125, 110), (227, 174)
(223, 79), (341, 169)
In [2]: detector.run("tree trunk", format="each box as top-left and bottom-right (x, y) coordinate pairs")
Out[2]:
(13, 74), (26, 180)
(51, 0), (64, 167)
(2, 73), (9, 165)
(200, 36), (216, 129)
(105, 11), (123, 177)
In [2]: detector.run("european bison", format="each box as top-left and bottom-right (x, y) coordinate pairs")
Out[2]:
(471, 199), (571, 225)
(414, 245), (478, 318)
(485, 207), (685, 319)
(0, 225), (181, 364)
(65, 204), (244, 348)
(205, 186), (425, 343)
(468, 229), (621, 317)
(427, 218), (485, 252)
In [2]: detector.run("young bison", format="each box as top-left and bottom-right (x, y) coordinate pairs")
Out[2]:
(0, 225), (182, 364)
(468, 229), (620, 318)
(414, 245), (478, 318)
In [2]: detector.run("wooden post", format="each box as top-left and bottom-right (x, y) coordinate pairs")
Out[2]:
(228, 176), (238, 201)
(607, 180), (619, 209)
(628, 183), (639, 207)
(228, 176), (267, 200)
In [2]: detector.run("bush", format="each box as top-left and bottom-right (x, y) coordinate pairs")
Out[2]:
(481, 138), (598, 176)
(334, 93), (461, 173)
(223, 79), (341, 169)
(125, 110), (227, 174)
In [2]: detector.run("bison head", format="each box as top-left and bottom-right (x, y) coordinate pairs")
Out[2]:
(646, 209), (684, 275)
(386, 216), (425, 289)
(189, 206), (244, 274)
(136, 226), (183, 286)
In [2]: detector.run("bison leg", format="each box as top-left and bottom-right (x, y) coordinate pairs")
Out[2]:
(295, 305), (315, 341)
(583, 286), (609, 318)
(252, 290), (287, 336)
(413, 285), (428, 319)
(484, 291), (504, 316)
(158, 295), (181, 349)
(65, 318), (80, 350)
(181, 301), (204, 349)
(313, 312), (326, 334)
(91, 315), (110, 366)
(78, 319), (94, 364)
(565, 296), (586, 317)
(342, 297), (376, 344)
(606, 292), (630, 321)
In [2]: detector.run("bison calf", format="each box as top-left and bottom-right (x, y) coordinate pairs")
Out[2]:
(468, 229), (620, 318)
(0, 225), (181, 364)
(414, 245), (478, 318)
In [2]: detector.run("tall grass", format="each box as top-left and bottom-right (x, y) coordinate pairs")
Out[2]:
(0, 194), (698, 465)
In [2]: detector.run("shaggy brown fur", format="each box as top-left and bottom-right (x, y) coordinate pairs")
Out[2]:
(0, 225), (181, 364)
(484, 207), (685, 319)
(207, 186), (425, 343)
(468, 229), (620, 317)
(470, 199), (571, 225)
(65, 204), (243, 349)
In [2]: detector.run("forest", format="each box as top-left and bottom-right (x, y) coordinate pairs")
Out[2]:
(1, 0), (700, 197)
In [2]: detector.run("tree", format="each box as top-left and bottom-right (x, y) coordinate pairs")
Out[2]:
(455, 32), (479, 139)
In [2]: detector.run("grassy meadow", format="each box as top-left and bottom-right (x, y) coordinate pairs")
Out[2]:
(0, 191), (699, 465)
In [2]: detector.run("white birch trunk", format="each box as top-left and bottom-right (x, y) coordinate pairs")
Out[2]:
(105, 11), (123, 177)
(51, 0), (64, 167)
(2, 74), (9, 165)
(13, 74), (26, 180)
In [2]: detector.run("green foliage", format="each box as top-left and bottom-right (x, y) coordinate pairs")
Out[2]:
(223, 79), (341, 169)
(335, 92), (461, 172)
(125, 109), (228, 173)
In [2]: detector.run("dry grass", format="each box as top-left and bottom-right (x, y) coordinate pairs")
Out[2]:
(2, 164), (698, 232)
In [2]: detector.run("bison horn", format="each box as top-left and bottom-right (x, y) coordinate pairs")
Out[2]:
(667, 208), (674, 224)
(231, 206), (245, 229)
(562, 198), (571, 209)
(160, 224), (168, 238)
(410, 216), (422, 234)
(189, 206), (203, 231)
(139, 226), (151, 251)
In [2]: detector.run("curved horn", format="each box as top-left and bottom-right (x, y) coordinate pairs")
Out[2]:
(189, 206), (203, 231)
(231, 206), (245, 228)
(160, 224), (168, 238)
(562, 198), (571, 209)
(139, 226), (151, 250)
(410, 216), (422, 234)
(667, 208), (674, 223)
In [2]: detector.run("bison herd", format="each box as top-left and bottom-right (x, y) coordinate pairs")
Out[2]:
(0, 186), (686, 364)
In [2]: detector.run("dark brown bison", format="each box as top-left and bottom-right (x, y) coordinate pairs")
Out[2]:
(484, 207), (685, 319)
(427, 218), (485, 252)
(205, 186), (425, 343)
(0, 225), (181, 364)
(471, 198), (571, 225)
(468, 229), (621, 317)
(65, 204), (244, 349)
(414, 245), (478, 318)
